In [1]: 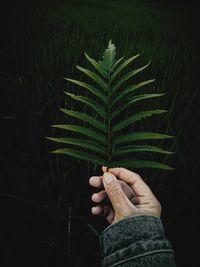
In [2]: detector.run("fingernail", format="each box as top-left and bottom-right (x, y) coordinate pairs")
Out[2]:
(103, 172), (114, 184)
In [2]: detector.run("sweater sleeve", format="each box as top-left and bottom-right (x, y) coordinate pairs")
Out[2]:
(100, 215), (177, 267)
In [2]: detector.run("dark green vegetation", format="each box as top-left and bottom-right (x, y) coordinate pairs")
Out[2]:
(47, 40), (175, 170)
(0, 0), (199, 266)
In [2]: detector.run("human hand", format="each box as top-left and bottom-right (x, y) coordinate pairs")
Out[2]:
(89, 166), (161, 225)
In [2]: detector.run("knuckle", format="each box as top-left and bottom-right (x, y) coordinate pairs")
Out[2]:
(131, 173), (142, 184)
(157, 201), (162, 210)
(119, 180), (125, 186)
(109, 184), (122, 197)
(134, 173), (142, 180)
(153, 199), (161, 212)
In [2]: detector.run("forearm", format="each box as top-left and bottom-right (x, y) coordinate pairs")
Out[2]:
(100, 215), (176, 267)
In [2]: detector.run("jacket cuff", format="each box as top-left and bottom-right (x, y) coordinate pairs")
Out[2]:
(100, 215), (174, 267)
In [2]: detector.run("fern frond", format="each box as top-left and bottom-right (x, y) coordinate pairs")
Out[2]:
(111, 54), (140, 81)
(51, 124), (106, 144)
(84, 52), (107, 78)
(111, 79), (155, 105)
(109, 159), (174, 170)
(46, 137), (107, 155)
(59, 108), (106, 132)
(112, 57), (125, 70)
(111, 61), (151, 95)
(76, 65), (107, 92)
(99, 40), (116, 73)
(51, 148), (106, 165)
(113, 132), (174, 146)
(64, 92), (106, 119)
(112, 110), (168, 133)
(112, 145), (175, 157)
(64, 78), (107, 103)
(111, 93), (165, 119)
(48, 40), (175, 171)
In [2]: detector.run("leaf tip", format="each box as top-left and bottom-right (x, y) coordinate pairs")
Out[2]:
(168, 166), (175, 171)
(147, 60), (152, 66)
(49, 150), (57, 154)
(64, 77), (70, 81)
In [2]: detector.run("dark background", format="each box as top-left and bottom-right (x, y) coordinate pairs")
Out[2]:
(0, 0), (199, 266)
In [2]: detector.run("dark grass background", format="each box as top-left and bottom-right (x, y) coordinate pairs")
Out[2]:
(0, 0), (200, 266)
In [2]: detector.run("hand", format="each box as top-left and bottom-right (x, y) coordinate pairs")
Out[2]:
(89, 166), (161, 225)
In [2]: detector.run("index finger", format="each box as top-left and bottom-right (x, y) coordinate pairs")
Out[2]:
(104, 167), (153, 197)
(89, 176), (103, 188)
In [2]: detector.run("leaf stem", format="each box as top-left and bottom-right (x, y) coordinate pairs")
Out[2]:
(107, 70), (111, 168)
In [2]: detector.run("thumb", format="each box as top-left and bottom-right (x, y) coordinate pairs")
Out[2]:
(102, 172), (131, 214)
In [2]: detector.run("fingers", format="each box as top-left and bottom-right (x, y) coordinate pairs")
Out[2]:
(89, 176), (134, 207)
(89, 176), (134, 200)
(91, 205), (103, 215)
(106, 167), (153, 197)
(90, 167), (161, 222)
(105, 207), (115, 224)
(91, 190), (107, 203)
(89, 176), (103, 188)
(102, 172), (137, 214)
(91, 205), (115, 224)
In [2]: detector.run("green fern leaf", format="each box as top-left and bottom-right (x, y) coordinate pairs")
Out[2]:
(64, 78), (107, 103)
(84, 52), (107, 78)
(51, 148), (106, 165)
(109, 159), (174, 170)
(76, 65), (107, 92)
(112, 79), (155, 106)
(111, 93), (165, 119)
(112, 110), (168, 133)
(51, 124), (106, 144)
(112, 57), (125, 70)
(112, 145), (175, 157)
(113, 132), (174, 146)
(47, 40), (175, 171)
(111, 54), (140, 81)
(111, 61), (151, 95)
(46, 137), (107, 155)
(99, 40), (116, 72)
(64, 92), (106, 119)
(59, 108), (106, 132)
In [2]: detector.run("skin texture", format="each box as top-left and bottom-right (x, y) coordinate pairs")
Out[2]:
(89, 166), (161, 224)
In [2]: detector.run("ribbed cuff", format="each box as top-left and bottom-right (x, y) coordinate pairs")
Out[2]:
(100, 215), (174, 267)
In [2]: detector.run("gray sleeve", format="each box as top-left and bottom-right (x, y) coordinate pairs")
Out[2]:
(100, 215), (177, 267)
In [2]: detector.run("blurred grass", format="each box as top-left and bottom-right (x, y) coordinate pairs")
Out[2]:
(1, 0), (199, 223)
(0, 0), (199, 265)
